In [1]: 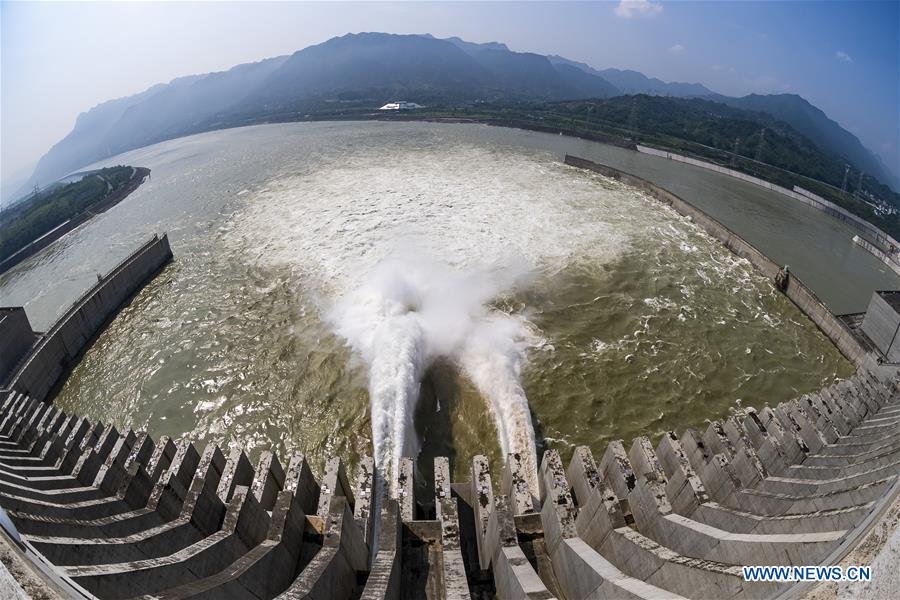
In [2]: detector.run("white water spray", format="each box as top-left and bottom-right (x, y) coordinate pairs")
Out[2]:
(458, 318), (539, 492)
(330, 252), (539, 495)
(234, 143), (638, 497)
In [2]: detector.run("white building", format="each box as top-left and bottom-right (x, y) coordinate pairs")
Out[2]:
(378, 101), (423, 111)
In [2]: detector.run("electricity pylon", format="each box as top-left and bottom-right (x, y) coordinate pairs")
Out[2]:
(755, 129), (766, 162)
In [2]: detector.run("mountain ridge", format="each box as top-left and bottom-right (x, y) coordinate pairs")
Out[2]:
(547, 55), (715, 97)
(711, 93), (895, 190)
(14, 32), (897, 200)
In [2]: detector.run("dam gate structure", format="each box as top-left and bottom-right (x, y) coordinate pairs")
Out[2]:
(1, 163), (899, 599)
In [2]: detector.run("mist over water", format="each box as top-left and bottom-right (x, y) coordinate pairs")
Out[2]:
(458, 323), (537, 490)
(232, 144), (642, 488)
(330, 253), (537, 493)
(4, 122), (859, 486)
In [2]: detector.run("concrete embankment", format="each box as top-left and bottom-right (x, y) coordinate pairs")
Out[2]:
(0, 168), (151, 275)
(465, 117), (639, 150)
(1, 234), (172, 403)
(636, 145), (899, 251)
(565, 155), (868, 367)
(0, 366), (897, 599)
(853, 235), (900, 277)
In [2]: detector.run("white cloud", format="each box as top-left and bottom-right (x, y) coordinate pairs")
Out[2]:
(835, 50), (853, 63)
(667, 43), (685, 55)
(615, 0), (664, 19)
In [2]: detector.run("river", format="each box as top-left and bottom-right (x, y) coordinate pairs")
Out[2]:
(1, 121), (892, 485)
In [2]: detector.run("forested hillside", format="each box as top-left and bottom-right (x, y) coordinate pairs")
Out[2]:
(1, 166), (137, 262)
(17, 33), (896, 203)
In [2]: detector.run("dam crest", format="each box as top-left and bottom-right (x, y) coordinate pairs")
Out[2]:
(0, 159), (898, 599)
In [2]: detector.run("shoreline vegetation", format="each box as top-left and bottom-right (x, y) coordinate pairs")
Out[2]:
(0, 166), (150, 274)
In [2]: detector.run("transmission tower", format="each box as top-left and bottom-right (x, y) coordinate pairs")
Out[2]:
(731, 137), (741, 167)
(855, 171), (865, 198)
(628, 96), (638, 138)
(755, 129), (766, 162)
(841, 164), (851, 194)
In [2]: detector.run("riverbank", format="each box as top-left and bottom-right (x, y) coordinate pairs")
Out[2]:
(0, 167), (150, 275)
(41, 105), (894, 254)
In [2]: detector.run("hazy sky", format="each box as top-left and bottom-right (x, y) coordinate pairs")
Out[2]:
(2, 1), (899, 186)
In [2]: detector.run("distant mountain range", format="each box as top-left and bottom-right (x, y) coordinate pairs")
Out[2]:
(711, 94), (898, 194)
(547, 55), (716, 97)
(15, 32), (898, 200)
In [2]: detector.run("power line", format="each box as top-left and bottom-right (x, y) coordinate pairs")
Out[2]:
(755, 129), (766, 163)
(627, 96), (638, 138)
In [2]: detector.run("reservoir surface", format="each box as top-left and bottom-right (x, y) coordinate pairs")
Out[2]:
(1, 122), (892, 481)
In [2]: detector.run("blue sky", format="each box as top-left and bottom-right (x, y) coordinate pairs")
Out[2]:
(2, 1), (898, 187)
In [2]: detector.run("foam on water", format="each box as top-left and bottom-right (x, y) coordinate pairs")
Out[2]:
(328, 253), (536, 491)
(457, 317), (539, 490)
(231, 146), (640, 490)
(232, 148), (632, 289)
(3, 122), (846, 500)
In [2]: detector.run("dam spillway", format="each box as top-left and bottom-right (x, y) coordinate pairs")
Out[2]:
(0, 155), (899, 599)
(8, 121), (864, 490)
(1, 374), (898, 599)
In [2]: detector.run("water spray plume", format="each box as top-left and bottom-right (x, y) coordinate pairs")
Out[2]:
(330, 251), (540, 496)
(459, 317), (539, 492)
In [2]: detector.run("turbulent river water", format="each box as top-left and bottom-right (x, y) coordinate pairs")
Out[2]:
(2, 122), (894, 488)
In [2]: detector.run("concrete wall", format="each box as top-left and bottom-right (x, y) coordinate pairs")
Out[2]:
(635, 145), (898, 250)
(565, 155), (869, 367)
(861, 293), (900, 362)
(795, 187), (900, 251)
(2, 234), (172, 402)
(0, 308), (37, 387)
(853, 236), (900, 277)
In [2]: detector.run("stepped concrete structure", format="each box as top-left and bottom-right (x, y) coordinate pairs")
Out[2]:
(1, 161), (899, 599)
(0, 370), (897, 599)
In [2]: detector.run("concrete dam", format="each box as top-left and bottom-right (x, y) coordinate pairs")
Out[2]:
(0, 159), (899, 600)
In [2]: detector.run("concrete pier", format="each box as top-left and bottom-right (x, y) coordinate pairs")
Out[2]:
(0, 371), (896, 599)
